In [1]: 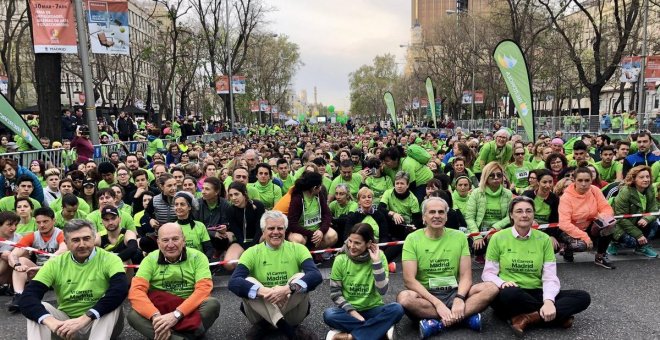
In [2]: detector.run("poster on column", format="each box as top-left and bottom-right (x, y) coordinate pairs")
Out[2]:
(645, 56), (660, 82)
(85, 0), (130, 55)
(29, 0), (78, 53)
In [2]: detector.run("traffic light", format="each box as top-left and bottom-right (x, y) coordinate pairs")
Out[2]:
(457, 0), (468, 13)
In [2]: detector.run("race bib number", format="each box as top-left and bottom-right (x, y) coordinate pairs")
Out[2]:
(304, 214), (321, 227)
(429, 276), (458, 289)
(516, 170), (529, 180)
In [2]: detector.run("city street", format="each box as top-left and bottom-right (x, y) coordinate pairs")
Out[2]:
(0, 242), (659, 339)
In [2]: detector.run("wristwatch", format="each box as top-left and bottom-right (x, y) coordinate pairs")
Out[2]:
(173, 310), (183, 321)
(85, 310), (98, 320)
(455, 294), (467, 302)
(289, 282), (301, 294)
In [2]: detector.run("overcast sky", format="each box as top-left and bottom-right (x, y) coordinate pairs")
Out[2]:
(268, 0), (410, 113)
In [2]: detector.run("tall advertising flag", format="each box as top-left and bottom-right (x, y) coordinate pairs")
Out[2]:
(0, 94), (43, 150)
(425, 77), (436, 128)
(29, 0), (78, 53)
(493, 40), (535, 141)
(383, 92), (397, 129)
(86, 0), (130, 55)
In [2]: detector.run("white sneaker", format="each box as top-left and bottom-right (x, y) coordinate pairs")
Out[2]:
(326, 329), (339, 340)
(386, 326), (395, 339)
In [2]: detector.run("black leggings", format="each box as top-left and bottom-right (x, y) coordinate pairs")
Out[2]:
(491, 287), (591, 321)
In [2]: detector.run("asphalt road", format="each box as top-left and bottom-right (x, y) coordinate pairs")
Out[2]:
(1, 242), (659, 340)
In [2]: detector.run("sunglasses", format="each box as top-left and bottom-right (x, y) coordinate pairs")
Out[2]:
(514, 153), (525, 156)
(488, 172), (504, 179)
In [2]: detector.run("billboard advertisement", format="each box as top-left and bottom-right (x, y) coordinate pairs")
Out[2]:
(29, 0), (78, 53)
(215, 75), (246, 94)
(86, 0), (130, 55)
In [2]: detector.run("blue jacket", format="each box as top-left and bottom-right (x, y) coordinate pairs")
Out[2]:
(600, 115), (611, 130)
(0, 166), (45, 204)
(623, 151), (660, 176)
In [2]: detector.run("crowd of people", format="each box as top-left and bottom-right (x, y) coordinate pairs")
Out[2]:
(0, 119), (658, 340)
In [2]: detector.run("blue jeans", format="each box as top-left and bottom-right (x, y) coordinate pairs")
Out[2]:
(323, 303), (404, 340)
(618, 221), (659, 248)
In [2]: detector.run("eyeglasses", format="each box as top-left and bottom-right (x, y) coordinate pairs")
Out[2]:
(488, 172), (503, 179)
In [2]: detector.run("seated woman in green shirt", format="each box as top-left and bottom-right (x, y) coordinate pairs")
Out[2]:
(482, 196), (591, 336)
(248, 163), (283, 210)
(173, 191), (214, 259)
(464, 161), (513, 263)
(379, 171), (423, 233)
(521, 169), (560, 251)
(329, 184), (358, 234)
(323, 223), (404, 340)
(447, 157), (478, 190)
(15, 197), (36, 234)
(361, 157), (392, 206)
(451, 176), (472, 215)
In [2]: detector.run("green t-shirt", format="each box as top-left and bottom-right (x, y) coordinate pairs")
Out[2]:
(17, 218), (37, 235)
(401, 157), (433, 187)
(329, 200), (358, 218)
(533, 196), (551, 224)
(248, 181), (283, 210)
(274, 174), (295, 193)
(361, 215), (380, 240)
(178, 220), (211, 253)
(402, 228), (470, 290)
(146, 138), (165, 157)
(133, 210), (145, 229)
(136, 247), (211, 299)
(86, 210), (136, 235)
(224, 177), (259, 199)
(593, 161), (621, 183)
(55, 210), (88, 229)
(238, 241), (311, 288)
(451, 191), (470, 214)
(330, 252), (388, 311)
(380, 189), (419, 224)
(329, 175), (363, 197)
(301, 195), (322, 231)
(486, 229), (555, 289)
(33, 248), (125, 317)
(505, 162), (533, 190)
(0, 196), (41, 212)
(50, 197), (91, 214)
(482, 187), (505, 231)
(638, 191), (647, 211)
(365, 176), (393, 206)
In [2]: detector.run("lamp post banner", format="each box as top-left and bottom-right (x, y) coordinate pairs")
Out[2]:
(493, 39), (535, 142)
(85, 0), (130, 55)
(29, 0), (78, 54)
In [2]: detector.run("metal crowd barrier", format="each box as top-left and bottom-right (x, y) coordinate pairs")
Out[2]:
(0, 141), (148, 169)
(187, 132), (233, 143)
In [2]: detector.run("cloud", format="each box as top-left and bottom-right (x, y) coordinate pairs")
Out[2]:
(269, 0), (409, 112)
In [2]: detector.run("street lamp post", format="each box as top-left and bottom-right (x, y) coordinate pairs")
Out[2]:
(73, 0), (100, 144)
(637, 0), (649, 119)
(226, 0), (235, 134)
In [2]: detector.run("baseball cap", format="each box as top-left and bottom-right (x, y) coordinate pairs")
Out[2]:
(100, 206), (119, 217)
(551, 138), (564, 145)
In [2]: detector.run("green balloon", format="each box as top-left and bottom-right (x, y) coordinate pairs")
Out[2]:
(328, 105), (335, 113)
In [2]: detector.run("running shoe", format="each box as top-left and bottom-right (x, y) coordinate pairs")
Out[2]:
(464, 313), (482, 332)
(634, 245), (658, 258)
(594, 254), (616, 269)
(562, 249), (574, 263)
(7, 293), (21, 313)
(419, 319), (443, 339)
(606, 243), (619, 256)
(386, 325), (395, 339)
(388, 262), (397, 273)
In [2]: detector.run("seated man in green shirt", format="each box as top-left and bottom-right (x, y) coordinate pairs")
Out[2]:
(594, 145), (623, 183)
(0, 176), (41, 212)
(85, 188), (135, 235)
(397, 197), (498, 338)
(19, 219), (128, 340)
(228, 210), (322, 339)
(329, 160), (363, 201)
(49, 179), (91, 214)
(54, 194), (88, 229)
(128, 223), (220, 339)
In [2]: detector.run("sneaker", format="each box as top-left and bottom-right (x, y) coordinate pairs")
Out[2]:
(326, 330), (339, 340)
(463, 313), (482, 332)
(563, 250), (574, 263)
(388, 262), (397, 273)
(594, 254), (616, 269)
(0, 284), (12, 296)
(386, 326), (395, 339)
(7, 293), (21, 313)
(419, 319), (443, 339)
(606, 243), (619, 256)
(634, 245), (658, 258)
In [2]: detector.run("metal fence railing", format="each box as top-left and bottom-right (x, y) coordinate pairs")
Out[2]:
(187, 132), (233, 143)
(1, 141), (148, 170)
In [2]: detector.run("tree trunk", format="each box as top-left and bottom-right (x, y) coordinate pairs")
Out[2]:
(613, 82), (624, 113)
(34, 53), (62, 141)
(589, 86), (601, 116)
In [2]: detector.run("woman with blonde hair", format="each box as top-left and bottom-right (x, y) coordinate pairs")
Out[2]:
(608, 165), (658, 258)
(464, 161), (513, 263)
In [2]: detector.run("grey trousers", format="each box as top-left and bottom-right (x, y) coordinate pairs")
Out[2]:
(26, 302), (123, 340)
(242, 273), (310, 327)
